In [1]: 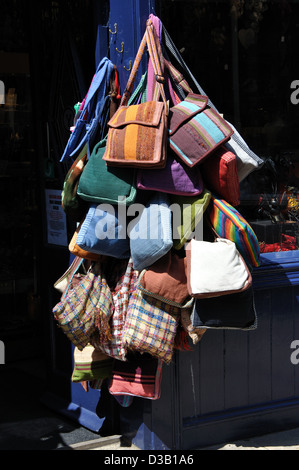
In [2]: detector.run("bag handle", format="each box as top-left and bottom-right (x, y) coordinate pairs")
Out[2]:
(120, 19), (168, 114)
(145, 14), (192, 105)
(82, 58), (114, 116)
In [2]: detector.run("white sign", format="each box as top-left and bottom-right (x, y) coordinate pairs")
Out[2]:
(0, 341), (4, 364)
(45, 189), (68, 246)
(0, 81), (4, 104)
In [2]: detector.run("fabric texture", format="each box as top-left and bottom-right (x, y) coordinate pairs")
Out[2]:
(169, 93), (234, 167)
(109, 353), (163, 400)
(180, 309), (206, 345)
(191, 286), (257, 330)
(206, 195), (261, 268)
(139, 251), (189, 305)
(76, 204), (130, 259)
(52, 263), (113, 350)
(103, 20), (168, 169)
(171, 190), (211, 250)
(186, 238), (251, 298)
(77, 138), (137, 205)
(136, 149), (204, 196)
(69, 223), (101, 261)
(103, 101), (167, 168)
(123, 279), (193, 364)
(54, 256), (85, 296)
(90, 258), (138, 361)
(201, 145), (240, 206)
(129, 192), (173, 271)
(72, 345), (114, 382)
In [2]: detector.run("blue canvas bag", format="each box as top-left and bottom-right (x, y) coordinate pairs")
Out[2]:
(76, 204), (130, 259)
(60, 57), (114, 162)
(128, 193), (173, 271)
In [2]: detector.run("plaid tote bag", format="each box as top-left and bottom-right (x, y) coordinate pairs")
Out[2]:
(90, 258), (138, 361)
(122, 279), (193, 364)
(52, 262), (113, 351)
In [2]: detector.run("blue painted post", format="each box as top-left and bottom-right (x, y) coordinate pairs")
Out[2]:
(108, 0), (156, 92)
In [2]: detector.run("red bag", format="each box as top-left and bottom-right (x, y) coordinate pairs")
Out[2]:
(109, 353), (163, 400)
(201, 146), (240, 206)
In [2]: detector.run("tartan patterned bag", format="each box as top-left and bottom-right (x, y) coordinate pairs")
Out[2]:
(52, 263), (113, 351)
(90, 258), (138, 361)
(103, 19), (168, 169)
(122, 276), (193, 364)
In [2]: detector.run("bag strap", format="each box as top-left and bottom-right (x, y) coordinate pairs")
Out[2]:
(60, 57), (114, 162)
(164, 59), (193, 95)
(161, 21), (263, 167)
(120, 19), (168, 113)
(80, 57), (114, 119)
(146, 14), (192, 106)
(128, 72), (148, 105)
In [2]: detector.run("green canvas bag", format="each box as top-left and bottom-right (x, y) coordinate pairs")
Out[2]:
(170, 190), (212, 250)
(77, 138), (137, 206)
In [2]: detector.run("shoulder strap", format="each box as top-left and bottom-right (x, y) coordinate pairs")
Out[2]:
(120, 20), (168, 114)
(162, 22), (263, 168)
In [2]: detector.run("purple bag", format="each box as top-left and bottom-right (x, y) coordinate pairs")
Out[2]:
(137, 150), (204, 196)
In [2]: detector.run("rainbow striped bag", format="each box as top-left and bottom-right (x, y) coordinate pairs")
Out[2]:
(206, 195), (261, 268)
(168, 94), (234, 168)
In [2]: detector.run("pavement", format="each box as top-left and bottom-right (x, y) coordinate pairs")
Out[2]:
(2, 357), (299, 451)
(64, 427), (299, 450)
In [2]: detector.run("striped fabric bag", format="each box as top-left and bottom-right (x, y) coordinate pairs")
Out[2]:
(72, 345), (114, 383)
(206, 195), (261, 268)
(109, 353), (163, 400)
(103, 19), (168, 168)
(169, 93), (234, 168)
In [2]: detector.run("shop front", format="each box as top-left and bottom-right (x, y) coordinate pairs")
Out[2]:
(1, 0), (299, 450)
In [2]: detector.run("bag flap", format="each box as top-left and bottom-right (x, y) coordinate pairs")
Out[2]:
(169, 93), (209, 135)
(108, 101), (165, 129)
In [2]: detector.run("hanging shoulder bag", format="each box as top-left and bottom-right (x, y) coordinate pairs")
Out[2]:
(103, 19), (168, 168)
(168, 93), (234, 168)
(185, 236), (252, 299)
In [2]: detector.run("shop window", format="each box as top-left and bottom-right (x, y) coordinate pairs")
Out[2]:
(0, 1), (41, 357)
(157, 0), (299, 253)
